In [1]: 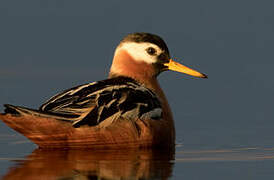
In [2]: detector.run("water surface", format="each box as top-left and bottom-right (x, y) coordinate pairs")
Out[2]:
(1, 0), (274, 179)
(1, 135), (274, 179)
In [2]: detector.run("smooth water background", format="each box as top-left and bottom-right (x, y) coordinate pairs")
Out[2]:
(1, 0), (274, 179)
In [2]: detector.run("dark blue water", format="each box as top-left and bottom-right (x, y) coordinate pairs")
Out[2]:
(1, 136), (274, 179)
(1, 0), (274, 179)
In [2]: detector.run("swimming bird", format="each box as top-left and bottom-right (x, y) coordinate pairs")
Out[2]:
(0, 33), (207, 149)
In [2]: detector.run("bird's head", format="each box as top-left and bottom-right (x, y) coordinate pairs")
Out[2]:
(109, 33), (207, 84)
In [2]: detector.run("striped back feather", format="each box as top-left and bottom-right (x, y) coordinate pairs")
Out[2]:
(40, 76), (162, 127)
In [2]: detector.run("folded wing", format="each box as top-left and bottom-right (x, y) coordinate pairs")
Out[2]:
(40, 77), (162, 127)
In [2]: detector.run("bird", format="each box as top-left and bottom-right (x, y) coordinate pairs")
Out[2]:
(0, 32), (207, 149)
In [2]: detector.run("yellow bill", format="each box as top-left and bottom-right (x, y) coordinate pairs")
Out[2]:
(164, 59), (208, 78)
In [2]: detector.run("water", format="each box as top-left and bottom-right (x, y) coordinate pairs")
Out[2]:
(1, 134), (274, 179)
(1, 0), (274, 179)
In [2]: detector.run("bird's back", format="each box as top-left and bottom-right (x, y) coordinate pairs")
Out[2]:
(0, 76), (174, 148)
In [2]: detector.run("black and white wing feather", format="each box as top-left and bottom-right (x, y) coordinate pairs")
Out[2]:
(40, 77), (162, 127)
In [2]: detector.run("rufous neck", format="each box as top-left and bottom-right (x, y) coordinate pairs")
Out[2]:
(109, 49), (159, 90)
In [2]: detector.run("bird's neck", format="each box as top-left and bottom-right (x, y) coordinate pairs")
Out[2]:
(109, 49), (173, 123)
(109, 49), (157, 90)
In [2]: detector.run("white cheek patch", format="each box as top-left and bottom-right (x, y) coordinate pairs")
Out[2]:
(118, 42), (162, 64)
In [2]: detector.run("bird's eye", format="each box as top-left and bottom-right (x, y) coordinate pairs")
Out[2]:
(146, 47), (156, 55)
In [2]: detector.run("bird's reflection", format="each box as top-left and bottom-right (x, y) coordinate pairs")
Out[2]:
(2, 147), (174, 180)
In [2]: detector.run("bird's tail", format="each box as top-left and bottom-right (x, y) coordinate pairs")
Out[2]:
(2, 104), (73, 121)
(3, 104), (40, 116)
(0, 104), (75, 148)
